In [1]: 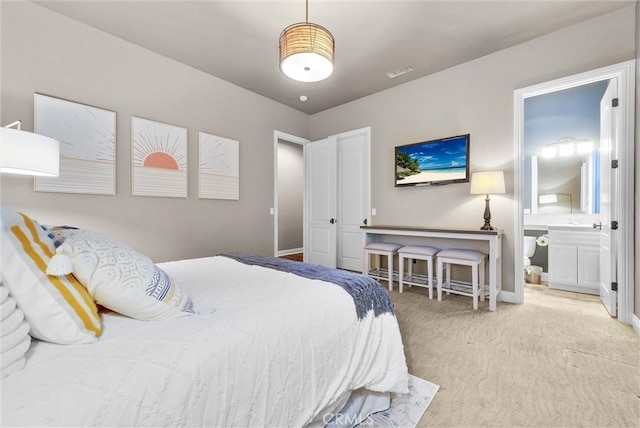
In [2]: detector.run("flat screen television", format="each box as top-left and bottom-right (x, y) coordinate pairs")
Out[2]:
(395, 134), (470, 187)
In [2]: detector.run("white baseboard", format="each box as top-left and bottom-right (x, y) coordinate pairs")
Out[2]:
(499, 290), (518, 304)
(631, 314), (640, 337)
(277, 247), (303, 257)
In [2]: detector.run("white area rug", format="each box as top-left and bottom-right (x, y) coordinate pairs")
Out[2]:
(357, 375), (439, 427)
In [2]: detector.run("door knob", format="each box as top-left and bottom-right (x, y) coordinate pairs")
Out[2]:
(593, 222), (602, 230)
(330, 218), (335, 224)
(363, 218), (368, 225)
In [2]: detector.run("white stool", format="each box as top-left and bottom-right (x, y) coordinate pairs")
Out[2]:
(437, 249), (487, 310)
(363, 242), (402, 290)
(398, 245), (440, 298)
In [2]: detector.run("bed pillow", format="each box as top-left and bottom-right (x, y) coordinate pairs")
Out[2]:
(50, 230), (195, 320)
(43, 225), (79, 248)
(0, 206), (102, 344)
(0, 284), (31, 378)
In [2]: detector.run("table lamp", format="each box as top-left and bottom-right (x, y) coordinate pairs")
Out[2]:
(470, 170), (505, 230)
(1, 121), (60, 176)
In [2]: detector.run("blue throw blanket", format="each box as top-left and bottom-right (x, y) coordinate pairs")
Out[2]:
(219, 253), (394, 320)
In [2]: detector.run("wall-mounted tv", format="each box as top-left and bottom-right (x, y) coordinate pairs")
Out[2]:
(395, 134), (470, 187)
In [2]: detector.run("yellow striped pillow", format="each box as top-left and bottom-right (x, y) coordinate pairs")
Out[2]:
(0, 206), (101, 344)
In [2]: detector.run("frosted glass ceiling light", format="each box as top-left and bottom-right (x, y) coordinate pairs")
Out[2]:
(279, 0), (334, 83)
(1, 121), (60, 176)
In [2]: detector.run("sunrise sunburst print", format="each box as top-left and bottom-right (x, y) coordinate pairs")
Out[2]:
(131, 116), (187, 198)
(198, 131), (239, 200)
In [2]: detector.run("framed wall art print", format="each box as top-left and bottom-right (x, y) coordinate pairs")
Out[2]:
(34, 94), (116, 195)
(198, 132), (239, 200)
(131, 116), (188, 198)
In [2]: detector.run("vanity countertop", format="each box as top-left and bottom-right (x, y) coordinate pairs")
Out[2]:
(523, 224), (548, 231)
(547, 224), (597, 232)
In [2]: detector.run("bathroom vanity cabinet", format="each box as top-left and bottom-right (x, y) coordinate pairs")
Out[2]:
(548, 226), (600, 294)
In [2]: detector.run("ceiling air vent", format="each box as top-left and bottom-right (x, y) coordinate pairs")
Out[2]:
(386, 64), (415, 79)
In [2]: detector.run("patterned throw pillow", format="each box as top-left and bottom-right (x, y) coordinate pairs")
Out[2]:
(50, 230), (194, 320)
(43, 225), (78, 248)
(0, 206), (102, 344)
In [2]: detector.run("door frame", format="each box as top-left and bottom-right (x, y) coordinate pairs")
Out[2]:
(513, 60), (635, 324)
(273, 130), (309, 258)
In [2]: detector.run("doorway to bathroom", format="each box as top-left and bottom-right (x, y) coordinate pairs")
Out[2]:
(514, 61), (635, 325)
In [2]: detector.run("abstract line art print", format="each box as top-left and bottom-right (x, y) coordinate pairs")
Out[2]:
(34, 94), (116, 195)
(198, 132), (239, 200)
(131, 116), (187, 198)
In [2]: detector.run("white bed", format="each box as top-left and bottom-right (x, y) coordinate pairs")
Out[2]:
(1, 253), (409, 426)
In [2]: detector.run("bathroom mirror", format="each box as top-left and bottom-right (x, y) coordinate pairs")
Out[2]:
(529, 149), (598, 214)
(523, 81), (608, 215)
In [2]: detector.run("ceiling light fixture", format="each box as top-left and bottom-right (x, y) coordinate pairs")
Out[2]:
(1, 120), (60, 176)
(279, 0), (334, 83)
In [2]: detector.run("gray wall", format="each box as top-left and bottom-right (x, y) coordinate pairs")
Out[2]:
(1, 2), (637, 310)
(309, 7), (636, 294)
(277, 140), (303, 252)
(0, 1), (308, 262)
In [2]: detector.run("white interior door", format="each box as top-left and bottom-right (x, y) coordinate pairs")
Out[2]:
(598, 79), (617, 317)
(304, 137), (337, 267)
(336, 129), (370, 271)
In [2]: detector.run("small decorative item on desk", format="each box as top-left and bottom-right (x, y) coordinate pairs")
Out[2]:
(470, 170), (506, 230)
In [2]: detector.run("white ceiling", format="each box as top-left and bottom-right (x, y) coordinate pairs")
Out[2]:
(33, 0), (634, 114)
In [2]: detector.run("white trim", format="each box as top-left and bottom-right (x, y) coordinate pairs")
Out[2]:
(273, 131), (310, 258)
(631, 314), (640, 337)
(513, 60), (635, 325)
(277, 247), (304, 257)
(498, 290), (517, 304)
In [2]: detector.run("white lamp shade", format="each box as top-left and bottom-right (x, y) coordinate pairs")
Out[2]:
(0, 127), (60, 176)
(470, 171), (506, 195)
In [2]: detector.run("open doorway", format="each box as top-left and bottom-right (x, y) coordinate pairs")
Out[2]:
(273, 131), (308, 259)
(514, 61), (635, 325)
(522, 80), (608, 309)
(273, 127), (371, 269)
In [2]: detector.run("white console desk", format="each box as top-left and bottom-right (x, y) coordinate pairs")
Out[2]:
(361, 225), (503, 311)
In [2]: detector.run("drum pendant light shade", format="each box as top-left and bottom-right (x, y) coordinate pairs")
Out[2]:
(279, 1), (334, 83)
(1, 123), (60, 177)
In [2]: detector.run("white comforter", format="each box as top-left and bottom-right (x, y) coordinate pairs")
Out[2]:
(1, 256), (408, 427)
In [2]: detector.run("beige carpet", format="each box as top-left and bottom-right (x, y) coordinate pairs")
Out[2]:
(389, 283), (640, 427)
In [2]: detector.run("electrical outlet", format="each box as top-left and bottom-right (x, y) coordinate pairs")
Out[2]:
(371, 208), (377, 216)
